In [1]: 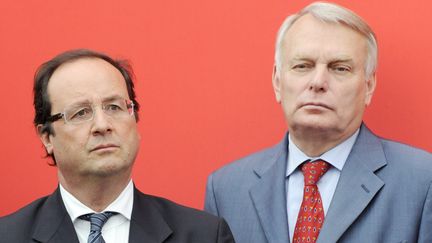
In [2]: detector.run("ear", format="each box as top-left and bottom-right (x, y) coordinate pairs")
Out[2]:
(272, 65), (282, 103)
(364, 73), (377, 106)
(37, 124), (53, 155)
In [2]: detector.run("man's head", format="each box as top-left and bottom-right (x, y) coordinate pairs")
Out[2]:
(272, 2), (377, 155)
(274, 2), (377, 79)
(33, 49), (141, 183)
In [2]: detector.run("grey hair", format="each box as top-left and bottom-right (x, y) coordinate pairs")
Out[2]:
(274, 1), (378, 78)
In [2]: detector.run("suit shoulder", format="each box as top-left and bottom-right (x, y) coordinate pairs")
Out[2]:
(381, 138), (432, 164)
(135, 192), (234, 241)
(0, 195), (49, 241)
(212, 142), (282, 176)
(0, 195), (49, 223)
(380, 138), (432, 177)
(143, 193), (222, 225)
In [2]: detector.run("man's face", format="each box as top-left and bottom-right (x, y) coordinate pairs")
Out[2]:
(40, 58), (140, 182)
(273, 14), (375, 142)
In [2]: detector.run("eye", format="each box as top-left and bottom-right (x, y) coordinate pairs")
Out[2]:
(104, 100), (127, 114)
(106, 104), (122, 111)
(69, 107), (92, 121)
(331, 64), (351, 74)
(292, 63), (313, 72)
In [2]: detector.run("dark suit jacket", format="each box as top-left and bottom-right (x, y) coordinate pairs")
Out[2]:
(0, 187), (235, 243)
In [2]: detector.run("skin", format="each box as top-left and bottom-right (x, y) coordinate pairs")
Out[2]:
(272, 14), (376, 157)
(38, 58), (141, 212)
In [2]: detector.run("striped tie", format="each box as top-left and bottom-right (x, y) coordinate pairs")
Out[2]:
(80, 212), (117, 243)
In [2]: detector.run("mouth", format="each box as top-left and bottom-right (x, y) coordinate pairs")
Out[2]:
(90, 144), (120, 152)
(300, 102), (333, 110)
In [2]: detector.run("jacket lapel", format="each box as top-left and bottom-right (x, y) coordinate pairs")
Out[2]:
(317, 125), (386, 243)
(31, 187), (172, 243)
(249, 135), (290, 243)
(32, 187), (80, 243)
(128, 188), (173, 243)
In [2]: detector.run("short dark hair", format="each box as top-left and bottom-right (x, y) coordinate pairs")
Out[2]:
(33, 49), (140, 164)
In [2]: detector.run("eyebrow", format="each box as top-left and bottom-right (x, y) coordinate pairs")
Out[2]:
(328, 58), (354, 64)
(287, 57), (314, 66)
(288, 56), (354, 64)
(66, 99), (92, 108)
(66, 95), (127, 108)
(290, 57), (313, 62)
(101, 94), (128, 102)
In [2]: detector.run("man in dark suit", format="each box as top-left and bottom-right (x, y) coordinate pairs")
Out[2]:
(0, 49), (234, 243)
(205, 2), (432, 243)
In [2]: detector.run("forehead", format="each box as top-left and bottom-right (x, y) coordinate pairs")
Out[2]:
(281, 14), (367, 61)
(47, 58), (129, 108)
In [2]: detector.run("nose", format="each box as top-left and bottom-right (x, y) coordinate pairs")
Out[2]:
(90, 108), (113, 135)
(309, 65), (329, 92)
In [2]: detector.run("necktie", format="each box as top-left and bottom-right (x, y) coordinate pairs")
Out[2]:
(80, 212), (117, 243)
(292, 160), (329, 243)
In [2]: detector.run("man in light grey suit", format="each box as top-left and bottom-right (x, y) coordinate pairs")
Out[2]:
(205, 2), (432, 243)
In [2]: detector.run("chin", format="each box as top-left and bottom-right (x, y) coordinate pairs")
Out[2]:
(91, 159), (132, 177)
(90, 167), (126, 177)
(298, 125), (334, 134)
(291, 115), (336, 130)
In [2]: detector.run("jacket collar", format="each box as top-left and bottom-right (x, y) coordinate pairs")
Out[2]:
(249, 123), (387, 243)
(128, 187), (173, 243)
(317, 124), (387, 243)
(32, 187), (80, 243)
(32, 187), (174, 243)
(249, 133), (290, 243)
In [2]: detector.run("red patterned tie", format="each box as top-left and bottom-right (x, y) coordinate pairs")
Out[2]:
(292, 160), (330, 243)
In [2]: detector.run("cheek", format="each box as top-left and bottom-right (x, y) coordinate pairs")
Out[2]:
(280, 73), (309, 96)
(123, 127), (141, 161)
(280, 81), (304, 108)
(337, 84), (367, 116)
(51, 129), (87, 155)
(121, 123), (140, 145)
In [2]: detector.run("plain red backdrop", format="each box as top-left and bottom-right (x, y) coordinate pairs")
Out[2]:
(0, 0), (431, 216)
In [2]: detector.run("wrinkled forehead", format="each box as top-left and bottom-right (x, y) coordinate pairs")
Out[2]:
(285, 14), (366, 44)
(281, 14), (368, 62)
(47, 58), (129, 110)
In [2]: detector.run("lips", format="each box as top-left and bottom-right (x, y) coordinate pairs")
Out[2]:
(300, 102), (333, 110)
(90, 144), (120, 152)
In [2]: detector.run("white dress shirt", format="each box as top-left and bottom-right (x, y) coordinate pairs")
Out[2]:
(59, 180), (134, 243)
(286, 129), (359, 241)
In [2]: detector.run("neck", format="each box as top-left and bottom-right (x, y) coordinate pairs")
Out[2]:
(289, 127), (357, 157)
(58, 172), (131, 212)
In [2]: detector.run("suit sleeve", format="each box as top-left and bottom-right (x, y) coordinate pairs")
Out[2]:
(418, 181), (432, 243)
(204, 173), (219, 216)
(217, 218), (236, 243)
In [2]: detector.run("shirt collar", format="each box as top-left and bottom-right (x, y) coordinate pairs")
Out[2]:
(286, 129), (359, 177)
(59, 180), (134, 223)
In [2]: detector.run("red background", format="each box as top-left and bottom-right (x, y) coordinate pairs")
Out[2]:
(1, 0), (431, 216)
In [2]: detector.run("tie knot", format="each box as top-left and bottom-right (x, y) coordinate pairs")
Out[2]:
(80, 212), (117, 232)
(301, 160), (329, 186)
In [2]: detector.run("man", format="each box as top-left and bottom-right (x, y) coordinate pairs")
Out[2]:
(205, 2), (432, 243)
(0, 49), (234, 243)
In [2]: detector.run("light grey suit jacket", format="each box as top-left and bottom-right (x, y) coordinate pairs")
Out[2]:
(205, 124), (432, 243)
